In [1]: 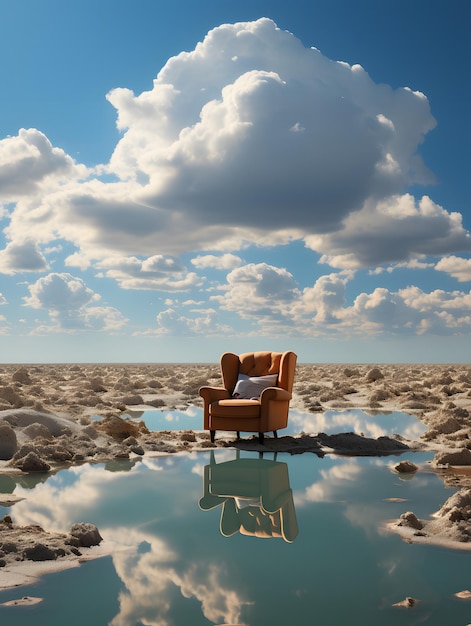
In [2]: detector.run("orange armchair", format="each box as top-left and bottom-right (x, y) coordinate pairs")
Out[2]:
(199, 351), (297, 444)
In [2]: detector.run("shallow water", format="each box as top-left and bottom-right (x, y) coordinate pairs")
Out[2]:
(0, 439), (470, 625)
(124, 406), (427, 441)
(0, 410), (465, 625)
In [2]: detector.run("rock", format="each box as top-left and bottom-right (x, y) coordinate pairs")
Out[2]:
(12, 367), (32, 385)
(49, 446), (74, 462)
(343, 367), (358, 377)
(23, 422), (53, 440)
(122, 436), (138, 447)
(89, 377), (107, 392)
(398, 511), (423, 530)
(366, 367), (384, 382)
(23, 543), (57, 561)
(130, 444), (145, 455)
(95, 415), (141, 440)
(0, 424), (17, 460)
(9, 444), (35, 462)
(121, 394), (144, 406)
(317, 432), (408, 453)
(436, 488), (471, 521)
(70, 523), (103, 547)
(433, 449), (471, 467)
(0, 386), (23, 407)
(1, 542), (17, 553)
(147, 380), (163, 388)
(393, 596), (418, 608)
(121, 436), (145, 455)
(114, 450), (130, 459)
(394, 460), (418, 473)
(180, 432), (196, 442)
(82, 425), (99, 439)
(16, 451), (51, 472)
(145, 398), (165, 408)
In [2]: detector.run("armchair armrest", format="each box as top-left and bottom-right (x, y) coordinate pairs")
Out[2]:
(259, 387), (292, 434)
(199, 386), (231, 430)
(260, 387), (292, 403)
(199, 386), (231, 403)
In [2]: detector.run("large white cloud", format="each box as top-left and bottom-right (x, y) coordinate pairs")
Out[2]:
(23, 272), (128, 331)
(2, 17), (457, 271)
(105, 17), (437, 243)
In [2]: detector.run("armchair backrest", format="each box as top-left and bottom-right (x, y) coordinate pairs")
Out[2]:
(220, 351), (297, 394)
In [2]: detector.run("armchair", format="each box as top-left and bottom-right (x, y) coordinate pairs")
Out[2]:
(199, 350), (297, 443)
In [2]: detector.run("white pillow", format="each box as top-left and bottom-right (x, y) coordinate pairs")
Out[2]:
(232, 374), (278, 399)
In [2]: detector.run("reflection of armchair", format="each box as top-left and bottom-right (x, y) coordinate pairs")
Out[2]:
(199, 452), (298, 542)
(199, 351), (297, 443)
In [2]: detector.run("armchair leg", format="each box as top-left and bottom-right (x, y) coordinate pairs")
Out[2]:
(273, 430), (278, 438)
(236, 431), (240, 439)
(258, 432), (264, 445)
(210, 430), (215, 443)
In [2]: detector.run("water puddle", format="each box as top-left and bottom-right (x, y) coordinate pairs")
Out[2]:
(123, 406), (426, 441)
(0, 410), (451, 625)
(0, 444), (468, 625)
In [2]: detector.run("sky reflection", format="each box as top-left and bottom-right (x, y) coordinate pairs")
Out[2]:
(126, 406), (426, 441)
(10, 456), (250, 625)
(3, 449), (465, 626)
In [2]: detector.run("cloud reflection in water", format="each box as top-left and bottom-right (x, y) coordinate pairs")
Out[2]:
(10, 459), (250, 625)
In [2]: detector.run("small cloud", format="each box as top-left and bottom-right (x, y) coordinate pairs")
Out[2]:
(24, 272), (98, 310)
(152, 307), (232, 336)
(212, 262), (300, 325)
(97, 255), (202, 291)
(191, 253), (243, 270)
(65, 251), (92, 270)
(0, 239), (49, 275)
(435, 256), (471, 282)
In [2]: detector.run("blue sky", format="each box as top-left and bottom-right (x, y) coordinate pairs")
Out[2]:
(0, 0), (470, 363)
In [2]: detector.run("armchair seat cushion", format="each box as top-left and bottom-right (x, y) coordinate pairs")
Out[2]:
(211, 399), (261, 419)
